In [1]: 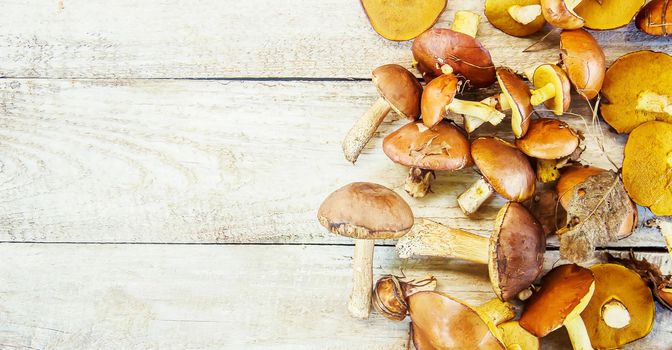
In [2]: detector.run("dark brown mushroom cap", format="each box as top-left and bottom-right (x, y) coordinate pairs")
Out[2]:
(636, 0), (672, 36)
(496, 68), (533, 138)
(412, 28), (496, 88)
(489, 202), (545, 301)
(560, 29), (606, 100)
(421, 74), (458, 128)
(472, 137), (536, 202)
(372, 64), (423, 120)
(520, 264), (595, 337)
(317, 182), (414, 240)
(515, 118), (580, 159)
(383, 120), (473, 171)
(540, 0), (585, 29)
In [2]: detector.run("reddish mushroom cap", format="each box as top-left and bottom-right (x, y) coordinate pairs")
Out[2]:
(421, 74), (459, 128)
(515, 118), (580, 159)
(372, 64), (423, 120)
(472, 137), (536, 202)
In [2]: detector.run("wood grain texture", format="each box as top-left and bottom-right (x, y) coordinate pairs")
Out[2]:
(0, 244), (669, 350)
(0, 0), (669, 79)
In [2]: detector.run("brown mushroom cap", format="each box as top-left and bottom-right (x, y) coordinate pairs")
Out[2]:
(520, 264), (595, 337)
(485, 0), (546, 37)
(560, 29), (606, 100)
(317, 182), (414, 239)
(421, 74), (458, 128)
(532, 64), (571, 115)
(472, 137), (536, 202)
(489, 202), (545, 301)
(412, 28), (496, 88)
(497, 68), (533, 138)
(556, 165), (606, 208)
(372, 64), (423, 120)
(361, 0), (447, 41)
(515, 118), (580, 160)
(574, 0), (646, 30)
(540, 0), (585, 29)
(636, 0), (672, 36)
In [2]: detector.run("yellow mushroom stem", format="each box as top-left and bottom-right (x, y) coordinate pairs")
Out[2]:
(457, 177), (494, 215)
(636, 90), (672, 116)
(564, 315), (594, 350)
(447, 99), (506, 128)
(536, 159), (560, 183)
(463, 95), (510, 133)
(451, 10), (481, 38)
(507, 5), (542, 25)
(530, 82), (557, 106)
(602, 299), (631, 329)
(474, 298), (516, 326)
(404, 167), (434, 198)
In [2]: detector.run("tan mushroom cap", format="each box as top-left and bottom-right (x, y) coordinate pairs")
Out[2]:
(372, 64), (423, 120)
(574, 0), (646, 30)
(412, 28), (496, 88)
(636, 0), (672, 36)
(472, 137), (536, 202)
(560, 29), (606, 100)
(497, 68), (533, 138)
(317, 182), (414, 240)
(520, 264), (595, 337)
(556, 165), (606, 208)
(515, 118), (580, 159)
(361, 0), (447, 41)
(383, 120), (473, 171)
(485, 0), (546, 37)
(421, 74), (458, 128)
(489, 202), (545, 301)
(540, 0), (585, 29)
(532, 64), (571, 115)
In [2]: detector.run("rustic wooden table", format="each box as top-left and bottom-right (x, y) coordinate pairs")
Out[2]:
(0, 1), (670, 349)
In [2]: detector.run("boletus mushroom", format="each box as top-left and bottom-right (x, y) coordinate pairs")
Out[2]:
(520, 264), (596, 350)
(457, 137), (536, 215)
(498, 321), (541, 350)
(581, 264), (655, 349)
(573, 0), (646, 30)
(397, 202), (545, 301)
(560, 29), (606, 100)
(360, 0), (447, 41)
(383, 120), (473, 198)
(540, 0), (585, 29)
(342, 64), (422, 163)
(412, 11), (496, 88)
(529, 64), (571, 116)
(317, 182), (414, 318)
(636, 0), (672, 36)
(485, 0), (546, 37)
(372, 274), (437, 321)
(601, 50), (672, 133)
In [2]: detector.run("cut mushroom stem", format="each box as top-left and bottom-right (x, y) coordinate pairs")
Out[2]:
(448, 99), (506, 125)
(451, 10), (481, 38)
(602, 299), (631, 329)
(636, 90), (672, 116)
(537, 159), (561, 183)
(564, 316), (594, 350)
(464, 95), (511, 132)
(457, 177), (495, 216)
(349, 239), (375, 318)
(530, 82), (557, 106)
(508, 5), (542, 25)
(342, 97), (392, 163)
(404, 167), (435, 198)
(474, 298), (516, 325)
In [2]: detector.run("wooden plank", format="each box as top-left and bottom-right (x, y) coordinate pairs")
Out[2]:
(0, 78), (665, 246)
(0, 244), (669, 349)
(0, 0), (669, 79)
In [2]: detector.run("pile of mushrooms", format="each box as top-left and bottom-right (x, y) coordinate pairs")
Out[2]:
(317, 2), (672, 348)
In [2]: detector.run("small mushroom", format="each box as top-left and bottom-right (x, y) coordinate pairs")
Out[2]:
(519, 264), (596, 350)
(540, 0), (585, 29)
(560, 29), (606, 100)
(383, 120), (473, 198)
(529, 64), (571, 116)
(457, 137), (536, 215)
(581, 264), (655, 349)
(515, 118), (581, 182)
(397, 202), (545, 301)
(360, 0), (447, 41)
(372, 274), (437, 321)
(317, 182), (414, 318)
(342, 64), (422, 163)
(636, 0), (672, 36)
(412, 11), (496, 88)
(498, 321), (541, 350)
(485, 0), (546, 37)
(573, 0), (646, 30)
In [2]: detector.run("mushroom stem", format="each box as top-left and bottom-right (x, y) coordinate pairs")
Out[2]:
(404, 168), (434, 198)
(530, 82), (557, 106)
(451, 10), (481, 38)
(457, 177), (495, 216)
(342, 96), (392, 163)
(349, 239), (375, 319)
(636, 90), (672, 116)
(474, 298), (516, 326)
(447, 99), (506, 126)
(602, 299), (631, 329)
(396, 218), (490, 265)
(564, 316), (594, 350)
(507, 5), (542, 25)
(463, 95), (508, 133)
(537, 159), (561, 183)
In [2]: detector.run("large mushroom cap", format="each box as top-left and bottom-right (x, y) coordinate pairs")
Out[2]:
(515, 118), (580, 159)
(636, 0), (672, 36)
(556, 165), (606, 208)
(560, 29), (606, 100)
(496, 68), (533, 138)
(623, 120), (672, 215)
(421, 74), (458, 128)
(317, 182), (414, 239)
(485, 0), (546, 37)
(383, 120), (473, 171)
(574, 0), (646, 30)
(372, 64), (423, 120)
(540, 0), (585, 29)
(489, 202), (545, 301)
(361, 0), (447, 41)
(472, 137), (536, 202)
(412, 28), (496, 88)
(531, 64), (571, 115)
(519, 264), (595, 337)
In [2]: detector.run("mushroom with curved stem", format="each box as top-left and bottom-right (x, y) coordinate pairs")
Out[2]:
(529, 64), (571, 115)
(560, 29), (606, 100)
(540, 0), (585, 29)
(317, 182), (414, 319)
(485, 0), (546, 37)
(397, 202), (545, 301)
(341, 64), (422, 163)
(383, 120), (473, 198)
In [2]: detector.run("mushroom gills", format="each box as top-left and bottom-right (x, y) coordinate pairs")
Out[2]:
(636, 90), (672, 115)
(457, 177), (495, 215)
(508, 5), (542, 25)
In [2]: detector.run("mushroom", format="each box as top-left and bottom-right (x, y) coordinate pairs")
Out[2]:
(515, 118), (581, 182)
(636, 0), (672, 36)
(360, 0), (447, 41)
(601, 50), (672, 133)
(409, 291), (515, 350)
(412, 11), (496, 88)
(622, 120), (672, 215)
(556, 165), (605, 208)
(498, 321), (541, 350)
(317, 182), (414, 318)
(383, 120), (473, 198)
(559, 29), (606, 100)
(519, 264), (596, 350)
(581, 264), (655, 349)
(485, 0), (546, 37)
(573, 0), (646, 30)
(457, 137), (536, 215)
(528, 64), (571, 116)
(372, 274), (437, 321)
(397, 202), (545, 301)
(540, 0), (585, 29)
(342, 64), (422, 163)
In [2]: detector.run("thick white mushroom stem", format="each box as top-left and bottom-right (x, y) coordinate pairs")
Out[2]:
(530, 83), (557, 106)
(451, 10), (481, 38)
(475, 299), (516, 326)
(348, 239), (375, 319)
(404, 168), (434, 198)
(636, 91), (672, 116)
(537, 159), (561, 183)
(564, 316), (594, 350)
(508, 5), (542, 25)
(342, 97), (391, 163)
(464, 95), (511, 132)
(602, 300), (631, 329)
(457, 177), (495, 216)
